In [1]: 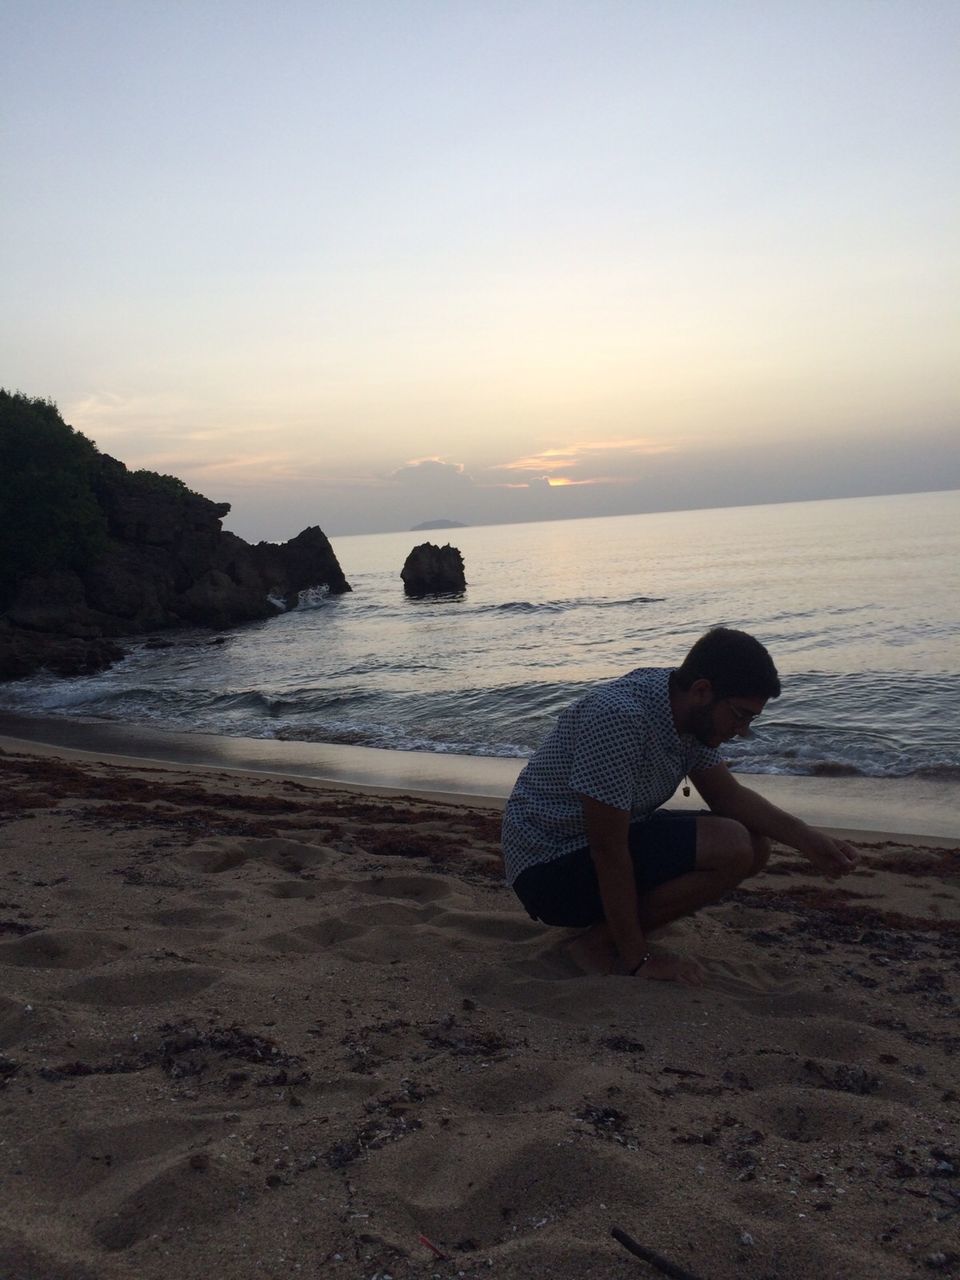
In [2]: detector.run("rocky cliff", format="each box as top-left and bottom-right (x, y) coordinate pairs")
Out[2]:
(0, 392), (351, 679)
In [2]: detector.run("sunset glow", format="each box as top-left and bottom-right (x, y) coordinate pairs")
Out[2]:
(2, 2), (957, 535)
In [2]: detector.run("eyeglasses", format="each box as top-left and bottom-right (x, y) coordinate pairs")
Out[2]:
(721, 699), (762, 727)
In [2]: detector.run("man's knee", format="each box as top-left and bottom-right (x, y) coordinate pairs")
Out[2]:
(696, 817), (755, 882)
(750, 832), (772, 876)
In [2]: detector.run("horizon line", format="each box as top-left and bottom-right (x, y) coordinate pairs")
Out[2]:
(321, 483), (960, 540)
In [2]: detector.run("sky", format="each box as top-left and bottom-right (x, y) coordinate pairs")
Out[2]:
(2, 0), (958, 539)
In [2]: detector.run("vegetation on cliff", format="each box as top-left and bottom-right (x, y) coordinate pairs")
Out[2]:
(0, 391), (212, 606)
(0, 390), (350, 679)
(0, 391), (108, 606)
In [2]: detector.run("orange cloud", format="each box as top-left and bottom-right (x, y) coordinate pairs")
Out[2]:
(397, 456), (465, 474)
(499, 436), (678, 475)
(504, 450), (577, 474)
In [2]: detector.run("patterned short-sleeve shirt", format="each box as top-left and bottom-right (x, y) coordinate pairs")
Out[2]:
(501, 667), (724, 883)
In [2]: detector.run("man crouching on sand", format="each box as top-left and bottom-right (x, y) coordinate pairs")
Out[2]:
(501, 627), (858, 982)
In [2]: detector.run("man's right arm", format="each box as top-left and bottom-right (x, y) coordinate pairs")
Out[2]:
(578, 794), (648, 973)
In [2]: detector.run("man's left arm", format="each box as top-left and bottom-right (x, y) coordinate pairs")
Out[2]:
(690, 762), (859, 879)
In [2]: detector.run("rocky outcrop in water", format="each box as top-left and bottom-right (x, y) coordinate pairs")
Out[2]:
(0, 392), (351, 680)
(6, 478), (350, 639)
(0, 621), (127, 681)
(400, 543), (466, 596)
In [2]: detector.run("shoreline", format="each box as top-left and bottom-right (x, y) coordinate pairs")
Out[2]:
(1, 709), (957, 841)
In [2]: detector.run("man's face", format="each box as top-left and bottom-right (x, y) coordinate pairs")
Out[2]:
(690, 692), (767, 748)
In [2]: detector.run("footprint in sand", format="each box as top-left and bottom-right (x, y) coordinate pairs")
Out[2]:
(266, 878), (349, 900)
(148, 907), (241, 928)
(744, 1009), (882, 1061)
(357, 873), (456, 904)
(346, 900), (440, 927)
(59, 967), (221, 1006)
(188, 887), (244, 903)
(424, 908), (544, 943)
(175, 842), (248, 873)
(457, 1060), (571, 1113)
(733, 988), (865, 1021)
(756, 1088), (890, 1143)
(259, 919), (368, 953)
(0, 993), (82, 1054)
(0, 1238), (99, 1280)
(93, 1152), (251, 1251)
(369, 1125), (654, 1249)
(0, 929), (129, 969)
(744, 1032), (918, 1112)
(693, 954), (806, 997)
(22, 1114), (207, 1197)
(0, 994), (45, 1050)
(176, 835), (334, 875)
(257, 900), (440, 957)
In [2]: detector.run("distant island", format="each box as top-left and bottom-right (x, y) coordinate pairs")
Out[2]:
(410, 518), (467, 531)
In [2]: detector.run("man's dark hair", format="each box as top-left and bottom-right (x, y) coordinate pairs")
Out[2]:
(673, 627), (781, 700)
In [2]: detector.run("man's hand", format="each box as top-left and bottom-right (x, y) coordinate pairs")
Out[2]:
(798, 830), (859, 879)
(690, 765), (860, 882)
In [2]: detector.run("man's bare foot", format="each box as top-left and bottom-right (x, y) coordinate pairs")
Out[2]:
(563, 927), (704, 984)
(564, 923), (618, 974)
(634, 953), (704, 984)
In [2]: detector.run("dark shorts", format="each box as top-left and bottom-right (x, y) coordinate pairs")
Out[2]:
(512, 809), (699, 928)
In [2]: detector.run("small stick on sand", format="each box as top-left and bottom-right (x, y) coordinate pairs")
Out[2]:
(418, 1233), (449, 1261)
(611, 1226), (706, 1280)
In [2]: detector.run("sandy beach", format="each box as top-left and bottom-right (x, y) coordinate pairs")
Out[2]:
(1, 737), (958, 1280)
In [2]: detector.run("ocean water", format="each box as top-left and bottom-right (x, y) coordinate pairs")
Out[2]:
(2, 490), (958, 781)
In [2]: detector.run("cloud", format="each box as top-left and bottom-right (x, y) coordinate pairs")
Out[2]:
(386, 439), (688, 498)
(494, 435), (682, 488)
(388, 456), (609, 496)
(389, 457), (468, 485)
(219, 421), (960, 541)
(66, 391), (203, 441)
(181, 453), (298, 477)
